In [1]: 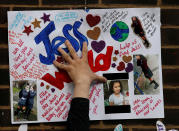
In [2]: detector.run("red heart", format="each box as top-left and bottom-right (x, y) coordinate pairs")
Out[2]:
(86, 14), (101, 27)
(40, 82), (44, 87)
(117, 61), (125, 71)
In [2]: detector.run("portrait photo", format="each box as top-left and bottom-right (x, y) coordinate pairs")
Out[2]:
(103, 73), (131, 114)
(133, 54), (160, 95)
(13, 80), (37, 122)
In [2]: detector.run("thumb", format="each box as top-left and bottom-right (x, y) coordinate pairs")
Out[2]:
(93, 74), (107, 83)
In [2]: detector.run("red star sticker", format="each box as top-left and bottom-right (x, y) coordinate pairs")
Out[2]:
(56, 56), (65, 63)
(114, 50), (119, 55)
(23, 25), (33, 36)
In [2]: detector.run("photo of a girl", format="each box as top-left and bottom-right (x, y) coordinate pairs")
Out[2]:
(103, 73), (131, 114)
(109, 80), (124, 106)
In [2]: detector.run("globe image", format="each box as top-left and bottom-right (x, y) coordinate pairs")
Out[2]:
(110, 21), (129, 42)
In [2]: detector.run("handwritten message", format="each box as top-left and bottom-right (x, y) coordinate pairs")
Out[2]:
(10, 60), (49, 80)
(132, 97), (162, 116)
(8, 30), (23, 46)
(55, 12), (78, 23)
(9, 12), (33, 30)
(119, 39), (142, 57)
(39, 90), (72, 121)
(142, 12), (157, 37)
(10, 37), (35, 71)
(89, 84), (101, 115)
(101, 10), (128, 32)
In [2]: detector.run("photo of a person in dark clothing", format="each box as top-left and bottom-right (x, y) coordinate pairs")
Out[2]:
(133, 54), (160, 95)
(25, 86), (36, 119)
(13, 81), (37, 121)
(14, 85), (30, 117)
(131, 16), (150, 48)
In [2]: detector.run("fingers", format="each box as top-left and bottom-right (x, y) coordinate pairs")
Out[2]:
(58, 47), (73, 64)
(53, 60), (69, 70)
(65, 40), (79, 59)
(93, 74), (107, 83)
(82, 42), (88, 61)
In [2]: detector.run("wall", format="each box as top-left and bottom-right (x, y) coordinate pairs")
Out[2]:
(0, 0), (179, 130)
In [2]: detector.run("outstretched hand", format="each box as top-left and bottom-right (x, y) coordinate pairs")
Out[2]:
(53, 40), (107, 98)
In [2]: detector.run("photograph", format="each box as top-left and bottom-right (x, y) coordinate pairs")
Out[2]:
(133, 54), (160, 95)
(131, 16), (151, 48)
(103, 73), (131, 114)
(13, 80), (37, 122)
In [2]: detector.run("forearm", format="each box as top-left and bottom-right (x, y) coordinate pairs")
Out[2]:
(67, 97), (90, 131)
(73, 83), (90, 99)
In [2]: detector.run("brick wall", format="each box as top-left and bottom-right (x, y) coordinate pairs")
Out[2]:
(0, 0), (179, 130)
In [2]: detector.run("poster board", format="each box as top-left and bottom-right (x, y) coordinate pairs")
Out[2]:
(8, 8), (164, 124)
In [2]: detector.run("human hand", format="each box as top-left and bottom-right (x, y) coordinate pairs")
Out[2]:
(54, 40), (107, 86)
(53, 40), (107, 98)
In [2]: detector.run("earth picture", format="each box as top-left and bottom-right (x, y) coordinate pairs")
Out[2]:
(110, 21), (129, 42)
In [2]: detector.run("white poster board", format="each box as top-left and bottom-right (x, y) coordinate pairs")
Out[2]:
(8, 8), (164, 124)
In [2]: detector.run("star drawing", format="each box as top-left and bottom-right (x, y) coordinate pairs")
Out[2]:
(114, 50), (119, 55)
(31, 18), (41, 29)
(23, 25), (33, 36)
(41, 13), (50, 23)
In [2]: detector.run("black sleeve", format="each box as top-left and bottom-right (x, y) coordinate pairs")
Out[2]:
(67, 97), (90, 131)
(137, 59), (141, 66)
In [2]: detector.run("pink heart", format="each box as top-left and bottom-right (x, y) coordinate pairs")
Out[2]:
(91, 40), (106, 53)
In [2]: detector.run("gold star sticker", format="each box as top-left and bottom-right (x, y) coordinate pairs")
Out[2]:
(31, 18), (41, 29)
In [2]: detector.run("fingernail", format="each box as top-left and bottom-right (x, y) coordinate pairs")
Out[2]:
(65, 40), (69, 44)
(58, 47), (62, 51)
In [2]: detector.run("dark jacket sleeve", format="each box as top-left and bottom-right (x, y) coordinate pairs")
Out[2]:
(137, 59), (141, 66)
(67, 97), (90, 131)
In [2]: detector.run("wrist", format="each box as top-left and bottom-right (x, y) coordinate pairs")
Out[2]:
(74, 79), (91, 88)
(73, 83), (90, 99)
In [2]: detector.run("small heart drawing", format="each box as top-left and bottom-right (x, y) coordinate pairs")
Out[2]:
(51, 88), (55, 93)
(40, 82), (44, 87)
(117, 61), (125, 71)
(91, 40), (106, 53)
(122, 55), (132, 63)
(111, 63), (116, 68)
(86, 14), (101, 27)
(46, 85), (50, 90)
(125, 63), (133, 73)
(87, 27), (101, 40)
